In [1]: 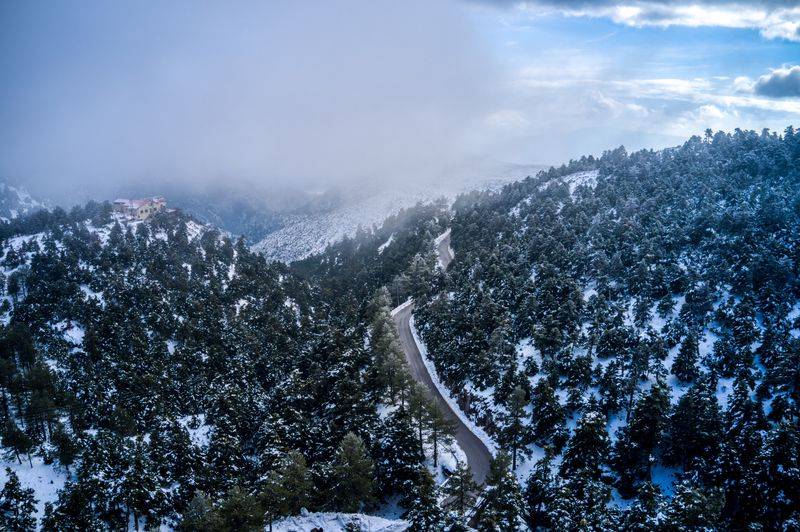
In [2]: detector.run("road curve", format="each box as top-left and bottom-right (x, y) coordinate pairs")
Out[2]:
(392, 229), (492, 484)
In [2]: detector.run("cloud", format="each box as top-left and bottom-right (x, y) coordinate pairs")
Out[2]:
(751, 65), (800, 98)
(475, 1), (800, 41)
(0, 0), (498, 203)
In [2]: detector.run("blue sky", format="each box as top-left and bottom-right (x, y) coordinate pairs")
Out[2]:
(1, 1), (799, 198)
(460, 1), (800, 162)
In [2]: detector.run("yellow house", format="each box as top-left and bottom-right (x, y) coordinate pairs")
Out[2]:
(113, 197), (166, 220)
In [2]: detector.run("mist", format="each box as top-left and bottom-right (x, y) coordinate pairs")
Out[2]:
(0, 1), (500, 204)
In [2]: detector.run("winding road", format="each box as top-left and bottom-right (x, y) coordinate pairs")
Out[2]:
(391, 229), (492, 484)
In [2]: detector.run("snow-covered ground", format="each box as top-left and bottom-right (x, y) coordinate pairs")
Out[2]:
(272, 511), (408, 532)
(0, 456), (68, 522)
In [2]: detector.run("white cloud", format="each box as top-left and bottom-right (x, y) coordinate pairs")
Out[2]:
(485, 109), (531, 129)
(515, 2), (800, 41)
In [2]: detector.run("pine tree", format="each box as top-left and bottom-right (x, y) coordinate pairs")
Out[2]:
(178, 491), (222, 531)
(50, 423), (80, 473)
(530, 378), (565, 448)
(330, 432), (375, 513)
(501, 385), (531, 471)
(404, 467), (446, 532)
(379, 409), (424, 497)
(662, 375), (722, 470)
(442, 457), (477, 518)
(427, 403), (456, 469)
(560, 409), (610, 482)
(264, 450), (313, 519)
(0, 468), (37, 532)
(523, 455), (554, 530)
(217, 486), (264, 532)
(478, 452), (524, 531)
(612, 379), (670, 497)
(1, 421), (34, 466)
(664, 477), (723, 530)
(718, 373), (768, 528)
(671, 333), (700, 383)
(622, 481), (664, 531)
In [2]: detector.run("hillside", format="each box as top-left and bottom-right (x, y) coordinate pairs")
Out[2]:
(0, 201), (465, 529)
(254, 164), (544, 262)
(0, 129), (798, 530)
(0, 183), (45, 221)
(410, 129), (800, 529)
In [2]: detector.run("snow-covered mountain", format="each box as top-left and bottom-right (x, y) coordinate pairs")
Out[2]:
(0, 183), (46, 221)
(253, 163), (545, 262)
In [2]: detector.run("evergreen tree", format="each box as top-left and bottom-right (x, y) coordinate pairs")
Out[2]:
(523, 455), (554, 530)
(51, 423), (80, 473)
(329, 432), (375, 513)
(671, 333), (700, 383)
(217, 486), (264, 532)
(178, 491), (222, 531)
(530, 378), (565, 449)
(427, 403), (455, 469)
(442, 457), (477, 519)
(478, 452), (524, 531)
(501, 385), (531, 470)
(379, 409), (424, 497)
(664, 477), (723, 530)
(612, 379), (670, 497)
(621, 481), (664, 531)
(264, 450), (313, 519)
(0, 469), (37, 532)
(662, 375), (722, 470)
(560, 409), (610, 482)
(404, 467), (446, 532)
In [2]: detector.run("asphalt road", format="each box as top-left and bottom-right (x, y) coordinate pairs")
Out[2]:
(391, 230), (492, 484)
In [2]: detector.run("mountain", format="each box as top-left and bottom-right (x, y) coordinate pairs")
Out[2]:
(407, 129), (800, 529)
(0, 199), (458, 529)
(1, 129), (799, 530)
(253, 162), (545, 262)
(0, 183), (45, 221)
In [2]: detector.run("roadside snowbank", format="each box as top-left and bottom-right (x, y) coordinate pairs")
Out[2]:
(390, 299), (412, 317)
(409, 316), (498, 456)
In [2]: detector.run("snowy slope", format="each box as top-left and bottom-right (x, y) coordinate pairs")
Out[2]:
(0, 183), (46, 221)
(272, 511), (408, 532)
(253, 165), (544, 263)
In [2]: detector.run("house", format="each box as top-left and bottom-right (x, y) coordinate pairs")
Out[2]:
(113, 197), (166, 220)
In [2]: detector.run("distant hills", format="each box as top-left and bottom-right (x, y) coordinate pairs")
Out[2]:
(0, 183), (46, 221)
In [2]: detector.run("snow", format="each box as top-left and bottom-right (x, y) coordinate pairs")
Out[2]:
(561, 170), (599, 195)
(376, 403), (399, 421)
(789, 301), (800, 338)
(433, 228), (451, 246)
(0, 183), (46, 220)
(409, 315), (498, 456)
(79, 284), (105, 305)
(0, 456), (68, 522)
(178, 415), (211, 447)
(252, 165), (542, 263)
(53, 320), (84, 346)
(377, 234), (395, 254)
(272, 512), (408, 532)
(651, 464), (680, 497)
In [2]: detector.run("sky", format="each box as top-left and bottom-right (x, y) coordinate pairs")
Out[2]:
(1, 0), (799, 201)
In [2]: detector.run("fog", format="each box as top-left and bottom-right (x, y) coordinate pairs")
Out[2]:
(0, 1), (501, 204)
